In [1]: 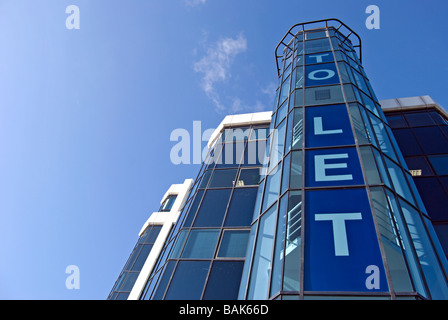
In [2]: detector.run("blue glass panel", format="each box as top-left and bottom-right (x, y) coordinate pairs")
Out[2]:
(242, 140), (266, 167)
(283, 191), (302, 292)
(304, 38), (331, 54)
(305, 104), (355, 148)
(414, 177), (448, 221)
(305, 52), (334, 64)
(209, 169), (238, 188)
(225, 188), (258, 227)
(262, 164), (282, 212)
(247, 205), (277, 299)
(428, 155), (448, 175)
(414, 126), (448, 154)
(193, 189), (231, 227)
(386, 114), (408, 128)
(238, 221), (258, 299)
(305, 147), (364, 187)
(181, 229), (220, 259)
(131, 244), (153, 271)
(203, 261), (244, 300)
(399, 200), (448, 299)
(237, 168), (260, 186)
(385, 158), (415, 206)
(404, 112), (435, 127)
(405, 156), (434, 176)
(304, 188), (388, 292)
(152, 261), (176, 300)
(120, 272), (139, 292)
(216, 142), (245, 168)
(217, 230), (250, 258)
(391, 128), (423, 156)
(305, 63), (339, 87)
(182, 190), (204, 227)
(270, 193), (288, 296)
(164, 261), (210, 300)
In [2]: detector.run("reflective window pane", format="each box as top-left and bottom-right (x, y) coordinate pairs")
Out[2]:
(203, 261), (244, 300)
(428, 155), (448, 175)
(405, 157), (434, 176)
(414, 127), (448, 154)
(386, 114), (408, 128)
(225, 188), (258, 227)
(164, 261), (210, 300)
(391, 128), (424, 156)
(181, 229), (220, 259)
(209, 169), (238, 188)
(217, 230), (250, 258)
(247, 205), (277, 299)
(290, 151), (303, 189)
(193, 189), (231, 227)
(405, 112), (436, 127)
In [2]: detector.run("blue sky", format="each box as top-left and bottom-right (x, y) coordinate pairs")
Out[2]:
(0, 0), (447, 299)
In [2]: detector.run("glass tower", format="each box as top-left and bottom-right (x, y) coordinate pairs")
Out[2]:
(238, 19), (448, 300)
(119, 19), (448, 301)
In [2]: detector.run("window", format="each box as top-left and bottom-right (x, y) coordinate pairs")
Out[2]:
(164, 261), (210, 300)
(405, 157), (434, 176)
(224, 187), (258, 227)
(404, 112), (435, 127)
(391, 128), (424, 156)
(290, 151), (302, 189)
(414, 178), (448, 221)
(262, 164), (282, 212)
(249, 126), (269, 141)
(385, 158), (415, 205)
(215, 142), (245, 168)
(193, 189), (231, 227)
(428, 155), (448, 175)
(247, 204), (277, 299)
(399, 200), (448, 299)
(292, 108), (303, 149)
(181, 229), (220, 259)
(203, 261), (244, 300)
(208, 169), (238, 188)
(304, 38), (331, 54)
(413, 126), (448, 154)
(386, 114), (408, 128)
(369, 187), (413, 292)
(236, 168), (260, 187)
(182, 190), (204, 227)
(304, 84), (345, 106)
(217, 230), (250, 258)
(159, 195), (177, 212)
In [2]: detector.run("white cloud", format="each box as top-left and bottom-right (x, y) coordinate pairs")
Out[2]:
(184, 0), (207, 7)
(193, 34), (247, 112)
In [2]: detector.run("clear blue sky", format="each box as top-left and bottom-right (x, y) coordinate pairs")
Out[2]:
(0, 0), (447, 300)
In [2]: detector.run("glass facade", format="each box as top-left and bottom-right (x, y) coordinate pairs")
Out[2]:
(385, 107), (448, 261)
(108, 225), (162, 300)
(140, 124), (269, 300)
(130, 20), (448, 301)
(239, 21), (448, 300)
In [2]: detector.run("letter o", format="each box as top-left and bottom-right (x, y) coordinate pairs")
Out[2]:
(308, 69), (335, 81)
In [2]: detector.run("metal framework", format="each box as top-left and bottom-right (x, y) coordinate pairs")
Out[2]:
(275, 18), (362, 77)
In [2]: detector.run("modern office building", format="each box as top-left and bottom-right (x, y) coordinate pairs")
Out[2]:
(382, 96), (448, 260)
(107, 179), (193, 300)
(108, 19), (448, 300)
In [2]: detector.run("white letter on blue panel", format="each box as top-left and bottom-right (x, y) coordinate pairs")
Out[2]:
(314, 153), (353, 182)
(308, 69), (335, 81)
(314, 117), (343, 136)
(308, 53), (330, 63)
(315, 212), (362, 256)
